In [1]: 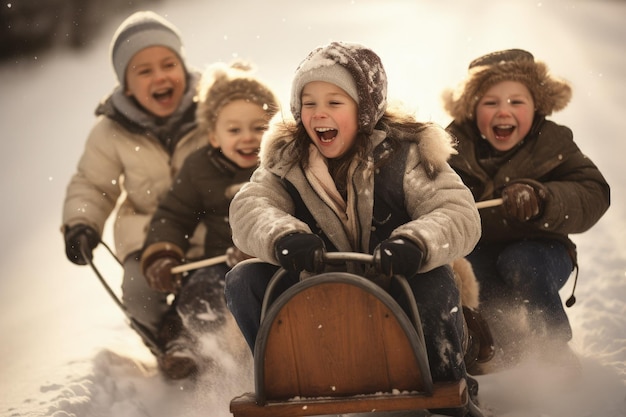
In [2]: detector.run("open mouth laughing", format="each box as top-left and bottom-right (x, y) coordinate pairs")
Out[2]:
(315, 127), (338, 142)
(153, 87), (174, 102)
(237, 148), (260, 158)
(493, 124), (515, 140)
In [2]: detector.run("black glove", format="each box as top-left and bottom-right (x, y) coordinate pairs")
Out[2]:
(141, 249), (183, 293)
(501, 180), (547, 222)
(64, 224), (100, 265)
(373, 238), (423, 278)
(275, 233), (325, 272)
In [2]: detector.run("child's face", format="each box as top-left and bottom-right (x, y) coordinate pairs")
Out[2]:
(475, 80), (535, 152)
(300, 81), (358, 159)
(208, 99), (269, 169)
(124, 46), (186, 118)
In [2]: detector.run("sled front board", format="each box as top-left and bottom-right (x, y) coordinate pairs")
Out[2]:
(230, 380), (466, 417)
(230, 273), (467, 416)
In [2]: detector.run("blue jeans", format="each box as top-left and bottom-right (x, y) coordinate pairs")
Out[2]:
(467, 239), (573, 341)
(224, 260), (467, 383)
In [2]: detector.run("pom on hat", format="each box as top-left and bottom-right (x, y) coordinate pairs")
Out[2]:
(442, 48), (572, 121)
(290, 41), (387, 135)
(110, 11), (185, 86)
(196, 61), (280, 135)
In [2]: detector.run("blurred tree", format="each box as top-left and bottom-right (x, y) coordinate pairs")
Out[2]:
(0, 0), (164, 60)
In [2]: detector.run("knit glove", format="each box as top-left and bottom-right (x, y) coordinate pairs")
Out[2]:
(225, 246), (253, 268)
(142, 249), (183, 293)
(275, 233), (325, 272)
(64, 224), (100, 265)
(501, 180), (547, 222)
(373, 238), (423, 278)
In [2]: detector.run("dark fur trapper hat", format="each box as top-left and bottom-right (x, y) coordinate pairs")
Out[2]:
(442, 49), (572, 121)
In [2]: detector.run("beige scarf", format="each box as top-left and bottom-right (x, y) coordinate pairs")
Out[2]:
(305, 145), (360, 250)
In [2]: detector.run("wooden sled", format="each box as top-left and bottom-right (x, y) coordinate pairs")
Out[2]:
(230, 252), (480, 417)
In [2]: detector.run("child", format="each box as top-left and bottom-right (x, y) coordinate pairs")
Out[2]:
(225, 42), (482, 417)
(61, 11), (208, 379)
(139, 61), (279, 378)
(442, 49), (610, 371)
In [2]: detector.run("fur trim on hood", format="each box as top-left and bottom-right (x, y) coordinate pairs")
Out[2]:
(442, 49), (572, 121)
(259, 116), (456, 178)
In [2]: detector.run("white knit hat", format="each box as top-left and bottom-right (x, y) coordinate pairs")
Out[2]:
(109, 11), (185, 86)
(292, 63), (359, 107)
(290, 42), (387, 135)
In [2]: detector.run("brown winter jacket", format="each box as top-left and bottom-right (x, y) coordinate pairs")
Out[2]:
(142, 145), (257, 261)
(447, 116), (610, 259)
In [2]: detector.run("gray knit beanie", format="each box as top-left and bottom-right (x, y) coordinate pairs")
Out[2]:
(110, 11), (185, 86)
(442, 48), (572, 121)
(290, 41), (387, 135)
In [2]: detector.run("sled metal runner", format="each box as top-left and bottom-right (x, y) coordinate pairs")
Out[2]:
(230, 252), (474, 417)
(79, 236), (162, 355)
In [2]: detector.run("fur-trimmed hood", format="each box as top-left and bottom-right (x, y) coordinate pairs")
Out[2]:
(259, 115), (456, 178)
(442, 49), (572, 122)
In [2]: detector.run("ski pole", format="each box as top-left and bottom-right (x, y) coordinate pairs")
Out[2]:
(79, 236), (162, 354)
(475, 198), (503, 209)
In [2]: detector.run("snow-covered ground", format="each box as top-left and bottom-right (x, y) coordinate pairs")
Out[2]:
(1, 1), (624, 416)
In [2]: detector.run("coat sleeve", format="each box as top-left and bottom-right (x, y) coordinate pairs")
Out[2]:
(229, 166), (312, 264)
(527, 141), (610, 235)
(479, 126), (610, 242)
(62, 118), (124, 234)
(391, 147), (482, 272)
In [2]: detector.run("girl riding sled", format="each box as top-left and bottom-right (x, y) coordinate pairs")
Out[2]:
(225, 41), (483, 417)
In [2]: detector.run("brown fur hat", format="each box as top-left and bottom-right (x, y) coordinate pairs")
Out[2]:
(196, 61), (280, 135)
(442, 49), (572, 122)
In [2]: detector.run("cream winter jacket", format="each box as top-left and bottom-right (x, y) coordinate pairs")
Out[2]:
(230, 119), (481, 273)
(62, 115), (208, 261)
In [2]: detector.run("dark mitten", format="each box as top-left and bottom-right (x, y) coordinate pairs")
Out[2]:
(275, 233), (325, 272)
(64, 224), (100, 265)
(142, 250), (183, 293)
(374, 238), (423, 278)
(501, 180), (547, 222)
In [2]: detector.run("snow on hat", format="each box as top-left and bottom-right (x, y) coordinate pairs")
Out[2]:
(442, 48), (572, 121)
(290, 41), (387, 134)
(110, 11), (185, 86)
(196, 61), (280, 135)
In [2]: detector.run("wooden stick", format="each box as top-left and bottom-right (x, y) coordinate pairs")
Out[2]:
(475, 198), (503, 209)
(171, 199), (502, 274)
(171, 254), (228, 274)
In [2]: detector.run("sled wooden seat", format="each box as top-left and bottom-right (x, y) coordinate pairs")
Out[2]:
(230, 260), (469, 417)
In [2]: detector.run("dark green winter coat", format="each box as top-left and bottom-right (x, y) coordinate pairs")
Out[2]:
(447, 116), (610, 258)
(143, 145), (257, 260)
